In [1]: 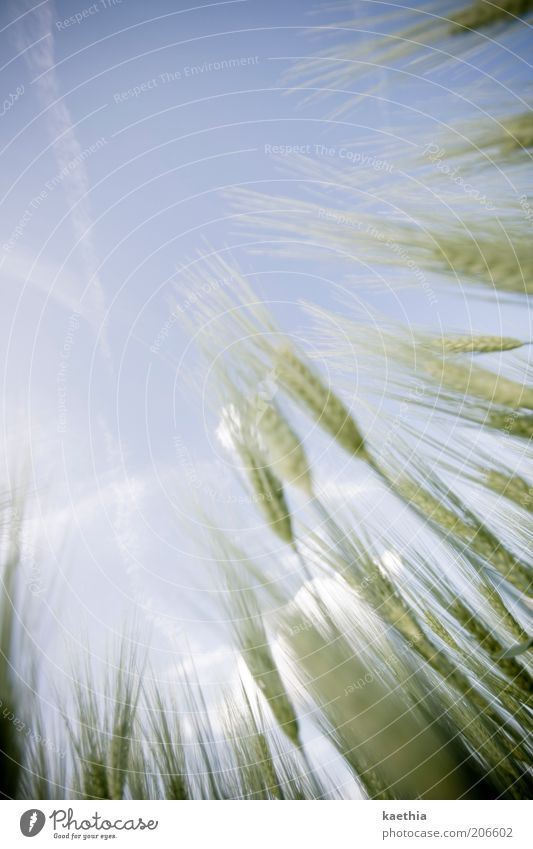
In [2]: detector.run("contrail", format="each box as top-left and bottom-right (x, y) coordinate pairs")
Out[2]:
(12, 0), (110, 355)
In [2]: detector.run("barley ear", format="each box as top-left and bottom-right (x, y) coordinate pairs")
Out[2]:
(274, 345), (370, 459)
(238, 443), (295, 544)
(253, 396), (313, 494)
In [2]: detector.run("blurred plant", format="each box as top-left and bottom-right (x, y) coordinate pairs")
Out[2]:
(282, 1), (533, 116)
(1, 0), (532, 802)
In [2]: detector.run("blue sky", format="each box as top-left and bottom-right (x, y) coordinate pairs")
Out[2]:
(0, 1), (531, 788)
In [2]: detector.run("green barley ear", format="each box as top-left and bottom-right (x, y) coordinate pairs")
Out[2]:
(424, 357), (533, 409)
(449, 599), (532, 701)
(252, 396), (313, 495)
(303, 523), (529, 793)
(106, 647), (142, 800)
(254, 731), (283, 799)
(68, 641), (142, 800)
(433, 234), (533, 295)
(497, 111), (533, 153)
(237, 442), (294, 545)
(273, 345), (370, 459)
(282, 601), (495, 800)
(449, 0), (533, 33)
(107, 703), (136, 798)
(484, 469), (533, 512)
(393, 474), (532, 600)
(227, 587), (300, 746)
(221, 404), (295, 545)
(222, 687), (285, 799)
(427, 335), (525, 354)
(241, 634), (300, 746)
(146, 686), (189, 800)
(85, 759), (111, 800)
(440, 111), (533, 163)
(486, 410), (533, 440)
(278, 1), (533, 120)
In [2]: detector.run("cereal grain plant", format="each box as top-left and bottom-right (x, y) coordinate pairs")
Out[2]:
(1, 1), (532, 801)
